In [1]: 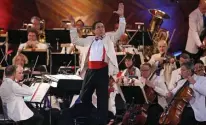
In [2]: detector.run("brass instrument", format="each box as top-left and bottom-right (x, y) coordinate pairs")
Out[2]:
(146, 9), (170, 55)
(39, 19), (46, 43)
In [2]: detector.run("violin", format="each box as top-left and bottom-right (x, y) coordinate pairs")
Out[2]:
(159, 80), (193, 125)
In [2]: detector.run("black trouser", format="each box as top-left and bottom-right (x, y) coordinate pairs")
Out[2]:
(184, 50), (201, 63)
(145, 104), (163, 125)
(21, 109), (44, 125)
(79, 66), (109, 125)
(179, 107), (198, 125)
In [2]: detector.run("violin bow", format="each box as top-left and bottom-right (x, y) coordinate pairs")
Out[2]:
(164, 29), (176, 58)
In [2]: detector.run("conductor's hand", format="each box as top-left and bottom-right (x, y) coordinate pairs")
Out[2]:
(113, 3), (124, 17)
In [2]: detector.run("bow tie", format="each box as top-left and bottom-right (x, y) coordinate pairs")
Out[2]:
(95, 36), (104, 41)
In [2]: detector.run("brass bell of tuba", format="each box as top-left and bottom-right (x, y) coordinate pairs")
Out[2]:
(148, 9), (170, 53)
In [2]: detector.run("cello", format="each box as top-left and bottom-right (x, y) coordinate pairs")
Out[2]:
(159, 80), (193, 125)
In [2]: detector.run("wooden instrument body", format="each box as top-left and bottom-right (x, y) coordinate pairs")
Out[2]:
(159, 85), (193, 125)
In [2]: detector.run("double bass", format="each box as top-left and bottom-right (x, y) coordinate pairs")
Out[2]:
(159, 80), (193, 125)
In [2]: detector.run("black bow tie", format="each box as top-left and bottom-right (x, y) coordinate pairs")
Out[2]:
(95, 36), (104, 41)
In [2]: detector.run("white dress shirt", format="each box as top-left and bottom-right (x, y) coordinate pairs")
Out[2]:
(171, 74), (206, 121)
(168, 68), (182, 91)
(89, 39), (104, 61)
(0, 78), (33, 121)
(18, 41), (48, 50)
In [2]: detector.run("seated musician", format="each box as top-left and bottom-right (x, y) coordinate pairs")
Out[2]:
(117, 53), (141, 86)
(194, 60), (205, 76)
(12, 53), (28, 67)
(167, 62), (206, 125)
(123, 63), (168, 125)
(30, 16), (41, 31)
(168, 53), (190, 91)
(149, 39), (176, 86)
(0, 65), (44, 125)
(18, 28), (48, 53)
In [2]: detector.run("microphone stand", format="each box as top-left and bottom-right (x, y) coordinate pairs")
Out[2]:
(0, 43), (9, 66)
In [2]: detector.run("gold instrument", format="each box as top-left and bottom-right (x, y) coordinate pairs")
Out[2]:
(146, 9), (170, 55)
(39, 19), (46, 43)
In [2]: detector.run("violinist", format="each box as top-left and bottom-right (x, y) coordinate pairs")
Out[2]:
(18, 28), (48, 53)
(168, 53), (191, 91)
(0, 65), (44, 125)
(167, 62), (206, 125)
(149, 40), (176, 86)
(117, 54), (141, 86)
(194, 60), (205, 76)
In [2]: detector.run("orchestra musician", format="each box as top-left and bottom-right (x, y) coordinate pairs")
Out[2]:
(117, 54), (141, 86)
(194, 60), (205, 76)
(168, 53), (191, 91)
(185, 0), (206, 60)
(167, 61), (206, 125)
(132, 63), (168, 125)
(68, 3), (125, 124)
(31, 16), (41, 31)
(18, 28), (48, 53)
(12, 53), (28, 67)
(149, 39), (176, 86)
(0, 65), (44, 125)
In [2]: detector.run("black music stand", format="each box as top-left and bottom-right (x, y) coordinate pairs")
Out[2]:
(45, 30), (71, 52)
(126, 30), (153, 47)
(120, 86), (146, 105)
(52, 79), (82, 109)
(51, 53), (79, 74)
(8, 30), (28, 44)
(21, 51), (47, 66)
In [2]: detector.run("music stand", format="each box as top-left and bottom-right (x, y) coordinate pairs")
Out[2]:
(21, 50), (47, 66)
(8, 30), (28, 44)
(46, 30), (70, 52)
(120, 86), (146, 105)
(51, 53), (80, 74)
(126, 30), (153, 47)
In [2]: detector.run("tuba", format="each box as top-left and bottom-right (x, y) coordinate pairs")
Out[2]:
(39, 19), (46, 43)
(148, 9), (170, 53)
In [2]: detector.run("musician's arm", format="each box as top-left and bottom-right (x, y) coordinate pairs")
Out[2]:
(189, 14), (202, 47)
(12, 81), (33, 96)
(193, 78), (206, 96)
(168, 71), (177, 91)
(154, 79), (168, 97)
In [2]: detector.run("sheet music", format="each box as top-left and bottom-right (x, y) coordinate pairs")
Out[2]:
(45, 74), (82, 82)
(24, 82), (50, 102)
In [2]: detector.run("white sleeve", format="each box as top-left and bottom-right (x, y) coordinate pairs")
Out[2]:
(188, 13), (202, 47)
(12, 82), (33, 97)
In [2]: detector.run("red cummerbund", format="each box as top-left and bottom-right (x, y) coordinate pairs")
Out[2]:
(88, 61), (108, 69)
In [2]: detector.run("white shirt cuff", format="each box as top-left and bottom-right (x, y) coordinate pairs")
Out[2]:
(119, 17), (126, 23)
